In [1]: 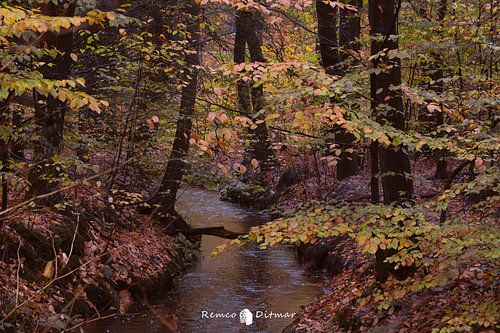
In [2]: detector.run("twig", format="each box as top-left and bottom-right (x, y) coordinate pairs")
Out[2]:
(0, 245), (125, 323)
(61, 313), (116, 332)
(0, 158), (136, 219)
(108, 67), (143, 190)
(15, 240), (22, 306)
(49, 231), (58, 278)
(66, 214), (79, 268)
(40, 294), (79, 333)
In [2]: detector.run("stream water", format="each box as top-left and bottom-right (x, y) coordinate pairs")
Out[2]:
(84, 187), (325, 333)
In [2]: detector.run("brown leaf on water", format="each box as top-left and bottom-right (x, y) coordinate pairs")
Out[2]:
(119, 289), (134, 315)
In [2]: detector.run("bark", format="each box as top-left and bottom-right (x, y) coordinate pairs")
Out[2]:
(369, 0), (415, 283)
(0, 95), (11, 211)
(27, 2), (75, 201)
(432, 0), (449, 179)
(150, 1), (201, 229)
(316, 1), (340, 74)
(316, 1), (360, 180)
(339, 0), (362, 64)
(336, 0), (362, 180)
(370, 141), (380, 203)
(369, 0), (413, 204)
(235, 10), (274, 170)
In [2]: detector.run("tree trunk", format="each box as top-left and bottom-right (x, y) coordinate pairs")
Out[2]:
(432, 0), (449, 179)
(0, 95), (11, 211)
(150, 1), (201, 229)
(370, 141), (380, 203)
(339, 0), (362, 64)
(369, 0), (414, 283)
(316, 1), (340, 74)
(336, 0), (362, 180)
(316, 1), (360, 180)
(27, 2), (75, 201)
(235, 10), (274, 170)
(369, 0), (413, 204)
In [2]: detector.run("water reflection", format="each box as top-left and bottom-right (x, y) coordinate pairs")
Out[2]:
(84, 188), (324, 333)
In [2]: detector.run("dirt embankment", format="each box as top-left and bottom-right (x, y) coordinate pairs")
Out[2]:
(0, 195), (199, 332)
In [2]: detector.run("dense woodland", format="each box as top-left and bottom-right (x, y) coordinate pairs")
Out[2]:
(0, 0), (498, 332)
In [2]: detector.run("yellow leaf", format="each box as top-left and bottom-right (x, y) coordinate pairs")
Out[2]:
(365, 239), (378, 254)
(43, 260), (54, 279)
(106, 12), (117, 20)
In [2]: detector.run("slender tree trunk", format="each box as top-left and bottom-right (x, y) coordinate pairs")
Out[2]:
(316, 1), (360, 180)
(28, 2), (75, 201)
(0, 95), (11, 211)
(432, 0), (449, 179)
(336, 0), (362, 180)
(370, 141), (380, 202)
(339, 0), (362, 63)
(151, 1), (201, 229)
(369, 0), (413, 204)
(235, 10), (274, 170)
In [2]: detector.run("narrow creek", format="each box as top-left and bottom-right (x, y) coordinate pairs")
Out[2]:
(84, 187), (325, 332)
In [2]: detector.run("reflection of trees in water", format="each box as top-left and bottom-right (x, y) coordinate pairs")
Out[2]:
(234, 244), (273, 332)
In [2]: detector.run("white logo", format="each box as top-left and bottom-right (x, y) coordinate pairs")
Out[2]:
(239, 308), (253, 326)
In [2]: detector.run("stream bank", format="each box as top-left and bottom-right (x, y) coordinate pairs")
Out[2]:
(0, 192), (199, 332)
(84, 187), (326, 333)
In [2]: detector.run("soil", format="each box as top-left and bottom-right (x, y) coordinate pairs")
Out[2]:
(0, 191), (199, 332)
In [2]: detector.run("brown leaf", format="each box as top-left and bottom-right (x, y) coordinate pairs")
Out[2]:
(119, 289), (134, 315)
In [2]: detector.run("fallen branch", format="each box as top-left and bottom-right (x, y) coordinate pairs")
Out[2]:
(168, 226), (243, 239)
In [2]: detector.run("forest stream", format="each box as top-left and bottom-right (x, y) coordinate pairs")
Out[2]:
(84, 187), (325, 333)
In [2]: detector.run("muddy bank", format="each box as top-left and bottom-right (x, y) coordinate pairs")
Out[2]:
(0, 197), (199, 332)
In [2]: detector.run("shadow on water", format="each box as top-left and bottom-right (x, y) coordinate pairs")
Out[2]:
(84, 187), (325, 333)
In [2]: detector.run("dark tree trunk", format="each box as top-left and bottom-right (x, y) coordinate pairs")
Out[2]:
(370, 141), (380, 203)
(369, 0), (413, 204)
(432, 0), (449, 179)
(27, 2), (75, 201)
(235, 10), (274, 170)
(369, 0), (414, 283)
(150, 1), (201, 229)
(316, 1), (360, 180)
(316, 1), (340, 74)
(336, 0), (362, 180)
(339, 0), (362, 63)
(0, 95), (11, 211)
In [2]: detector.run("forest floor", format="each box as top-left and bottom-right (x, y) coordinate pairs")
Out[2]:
(227, 153), (498, 333)
(0, 159), (199, 332)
